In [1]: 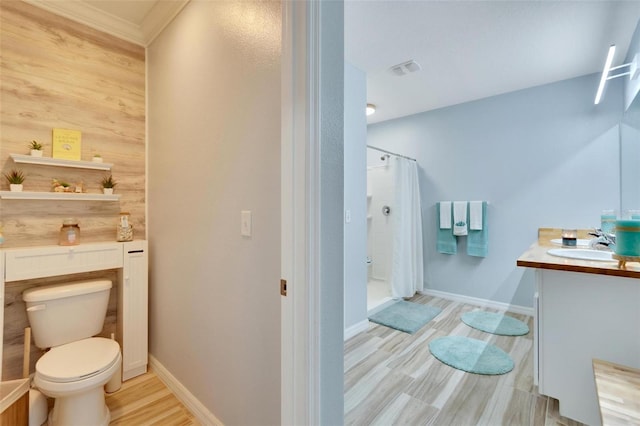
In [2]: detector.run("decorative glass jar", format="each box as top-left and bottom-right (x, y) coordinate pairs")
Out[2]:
(117, 212), (133, 242)
(59, 218), (80, 246)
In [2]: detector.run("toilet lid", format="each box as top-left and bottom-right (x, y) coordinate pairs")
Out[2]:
(36, 337), (120, 383)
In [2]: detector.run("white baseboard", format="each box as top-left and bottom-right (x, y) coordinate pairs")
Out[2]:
(343, 297), (400, 341)
(367, 297), (396, 316)
(344, 319), (370, 341)
(420, 288), (534, 316)
(149, 354), (224, 426)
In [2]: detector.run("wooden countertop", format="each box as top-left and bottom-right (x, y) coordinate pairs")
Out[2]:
(0, 378), (29, 414)
(516, 228), (640, 279)
(593, 359), (640, 425)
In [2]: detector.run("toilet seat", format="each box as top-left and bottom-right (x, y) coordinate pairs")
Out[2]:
(36, 337), (120, 383)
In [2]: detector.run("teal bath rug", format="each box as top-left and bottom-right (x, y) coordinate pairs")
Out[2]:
(429, 336), (514, 375)
(461, 311), (529, 336)
(368, 301), (442, 334)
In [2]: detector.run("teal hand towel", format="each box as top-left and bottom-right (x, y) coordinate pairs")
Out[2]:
(436, 202), (457, 254)
(467, 201), (488, 257)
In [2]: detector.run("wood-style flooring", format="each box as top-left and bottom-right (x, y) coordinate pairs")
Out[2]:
(106, 371), (198, 425)
(344, 294), (585, 426)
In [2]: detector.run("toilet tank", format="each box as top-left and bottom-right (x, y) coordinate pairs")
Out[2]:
(23, 280), (112, 349)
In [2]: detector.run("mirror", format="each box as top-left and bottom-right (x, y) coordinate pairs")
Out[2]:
(621, 18), (640, 213)
(620, 88), (640, 213)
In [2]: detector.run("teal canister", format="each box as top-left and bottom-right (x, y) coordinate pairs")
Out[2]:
(614, 220), (640, 257)
(601, 210), (617, 234)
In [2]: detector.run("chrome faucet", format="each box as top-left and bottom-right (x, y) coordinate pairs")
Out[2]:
(589, 229), (616, 250)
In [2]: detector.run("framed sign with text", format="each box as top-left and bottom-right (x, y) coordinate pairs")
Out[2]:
(52, 128), (82, 160)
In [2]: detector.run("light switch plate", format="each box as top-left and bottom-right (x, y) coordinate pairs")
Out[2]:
(241, 210), (252, 237)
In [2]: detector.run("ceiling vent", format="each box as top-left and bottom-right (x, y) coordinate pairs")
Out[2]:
(390, 60), (422, 76)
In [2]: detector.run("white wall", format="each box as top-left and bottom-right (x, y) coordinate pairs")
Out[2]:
(366, 160), (395, 281)
(147, 1), (281, 424)
(343, 62), (367, 331)
(368, 74), (624, 308)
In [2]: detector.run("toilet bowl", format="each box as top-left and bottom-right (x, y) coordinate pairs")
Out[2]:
(23, 280), (121, 426)
(34, 337), (121, 426)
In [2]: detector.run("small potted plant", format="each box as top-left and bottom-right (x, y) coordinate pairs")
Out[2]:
(101, 175), (117, 195)
(92, 154), (103, 163)
(29, 140), (43, 157)
(52, 179), (72, 192)
(5, 169), (25, 192)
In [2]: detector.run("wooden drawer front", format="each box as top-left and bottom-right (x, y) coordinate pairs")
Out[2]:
(5, 243), (124, 282)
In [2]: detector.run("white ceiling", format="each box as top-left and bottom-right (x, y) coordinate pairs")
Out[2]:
(24, 0), (188, 46)
(84, 0), (157, 24)
(26, 1), (640, 124)
(346, 1), (640, 123)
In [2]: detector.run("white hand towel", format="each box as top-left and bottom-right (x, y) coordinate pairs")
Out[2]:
(453, 201), (468, 236)
(469, 201), (484, 230)
(439, 201), (452, 229)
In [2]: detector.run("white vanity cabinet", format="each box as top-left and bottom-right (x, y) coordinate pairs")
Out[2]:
(535, 269), (640, 426)
(3, 243), (123, 281)
(0, 241), (148, 381)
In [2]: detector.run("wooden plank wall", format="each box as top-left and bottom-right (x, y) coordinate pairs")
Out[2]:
(0, 1), (146, 247)
(0, 1), (146, 379)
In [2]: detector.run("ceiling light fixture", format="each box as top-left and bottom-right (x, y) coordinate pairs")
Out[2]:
(366, 104), (376, 116)
(595, 45), (639, 105)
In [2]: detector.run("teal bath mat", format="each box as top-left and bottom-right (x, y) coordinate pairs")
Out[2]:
(461, 311), (529, 336)
(429, 336), (514, 375)
(368, 300), (442, 334)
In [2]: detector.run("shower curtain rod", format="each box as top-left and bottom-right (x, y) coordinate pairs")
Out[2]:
(367, 145), (416, 162)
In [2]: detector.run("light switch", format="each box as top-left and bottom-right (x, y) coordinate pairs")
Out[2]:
(241, 210), (252, 237)
(345, 209), (351, 223)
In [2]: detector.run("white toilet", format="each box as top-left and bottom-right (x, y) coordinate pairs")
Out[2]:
(23, 280), (121, 426)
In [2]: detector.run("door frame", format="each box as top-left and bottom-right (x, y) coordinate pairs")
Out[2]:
(281, 1), (344, 424)
(281, 1), (320, 423)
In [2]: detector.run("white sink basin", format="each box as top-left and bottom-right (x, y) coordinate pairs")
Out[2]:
(547, 248), (614, 262)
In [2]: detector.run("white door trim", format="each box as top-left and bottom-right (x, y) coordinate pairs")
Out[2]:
(281, 1), (321, 424)
(282, 1), (344, 424)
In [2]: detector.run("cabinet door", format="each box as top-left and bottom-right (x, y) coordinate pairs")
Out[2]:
(120, 240), (148, 381)
(538, 269), (640, 426)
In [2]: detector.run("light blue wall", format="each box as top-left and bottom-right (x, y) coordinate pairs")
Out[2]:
(368, 74), (624, 308)
(319, 1), (345, 423)
(344, 62), (368, 331)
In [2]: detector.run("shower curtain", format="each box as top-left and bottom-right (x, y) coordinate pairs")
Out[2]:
(390, 157), (424, 298)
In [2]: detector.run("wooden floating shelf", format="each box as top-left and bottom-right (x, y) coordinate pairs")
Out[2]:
(0, 191), (120, 201)
(10, 154), (113, 170)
